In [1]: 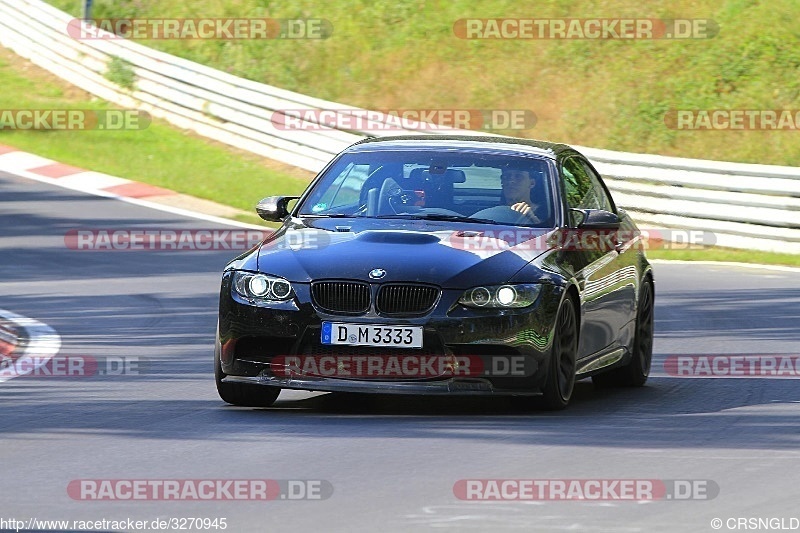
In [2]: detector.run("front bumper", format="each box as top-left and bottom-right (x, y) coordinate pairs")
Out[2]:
(223, 374), (542, 396)
(217, 271), (564, 394)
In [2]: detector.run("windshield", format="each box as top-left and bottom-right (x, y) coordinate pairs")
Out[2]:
(296, 149), (556, 227)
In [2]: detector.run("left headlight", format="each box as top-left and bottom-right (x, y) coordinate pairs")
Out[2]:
(458, 284), (541, 309)
(232, 271), (293, 301)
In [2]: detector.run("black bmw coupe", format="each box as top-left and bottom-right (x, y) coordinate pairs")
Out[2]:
(215, 135), (654, 409)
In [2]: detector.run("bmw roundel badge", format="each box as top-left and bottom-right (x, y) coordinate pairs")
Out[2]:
(368, 268), (386, 279)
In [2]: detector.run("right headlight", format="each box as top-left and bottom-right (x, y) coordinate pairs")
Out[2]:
(232, 271), (293, 301)
(458, 284), (542, 309)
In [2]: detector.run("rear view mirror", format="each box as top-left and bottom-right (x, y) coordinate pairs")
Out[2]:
(569, 208), (620, 229)
(256, 196), (299, 221)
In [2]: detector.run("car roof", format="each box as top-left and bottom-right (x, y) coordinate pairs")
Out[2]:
(346, 135), (575, 160)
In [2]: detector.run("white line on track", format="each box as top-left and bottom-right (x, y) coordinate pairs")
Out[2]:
(0, 165), (264, 230)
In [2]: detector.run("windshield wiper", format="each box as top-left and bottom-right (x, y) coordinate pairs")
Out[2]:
(373, 214), (497, 224)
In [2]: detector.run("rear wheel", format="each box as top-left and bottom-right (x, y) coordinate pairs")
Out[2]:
(593, 279), (654, 388)
(541, 294), (578, 410)
(215, 341), (280, 407)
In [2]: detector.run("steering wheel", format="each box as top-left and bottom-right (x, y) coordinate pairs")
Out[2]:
(374, 177), (399, 215)
(471, 205), (537, 225)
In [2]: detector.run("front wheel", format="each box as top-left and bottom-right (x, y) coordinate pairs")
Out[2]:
(214, 341), (280, 407)
(541, 294), (578, 410)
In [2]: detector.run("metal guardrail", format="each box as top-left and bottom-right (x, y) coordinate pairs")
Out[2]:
(1, 0), (798, 253)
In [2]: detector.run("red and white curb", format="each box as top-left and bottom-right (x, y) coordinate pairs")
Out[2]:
(0, 308), (62, 383)
(0, 144), (261, 229)
(0, 143), (175, 197)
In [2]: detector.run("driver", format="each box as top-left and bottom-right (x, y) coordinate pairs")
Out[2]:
(500, 166), (541, 222)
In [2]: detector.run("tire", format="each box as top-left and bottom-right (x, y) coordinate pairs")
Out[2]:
(592, 279), (654, 388)
(541, 294), (578, 410)
(214, 341), (280, 407)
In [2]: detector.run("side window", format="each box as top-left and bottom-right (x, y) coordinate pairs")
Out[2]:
(579, 159), (614, 212)
(313, 163), (370, 211)
(561, 157), (592, 210)
(560, 157), (613, 212)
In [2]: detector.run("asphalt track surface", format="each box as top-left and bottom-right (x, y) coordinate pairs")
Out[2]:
(2, 170), (799, 532)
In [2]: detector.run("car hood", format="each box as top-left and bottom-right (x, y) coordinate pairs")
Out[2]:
(256, 218), (557, 289)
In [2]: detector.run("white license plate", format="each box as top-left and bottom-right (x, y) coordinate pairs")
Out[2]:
(321, 322), (423, 348)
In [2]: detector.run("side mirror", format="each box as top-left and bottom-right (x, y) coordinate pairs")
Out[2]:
(256, 196), (299, 222)
(569, 208), (620, 229)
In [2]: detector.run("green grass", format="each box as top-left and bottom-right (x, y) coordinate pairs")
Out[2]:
(647, 247), (800, 267)
(0, 49), (310, 215)
(46, 0), (800, 166)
